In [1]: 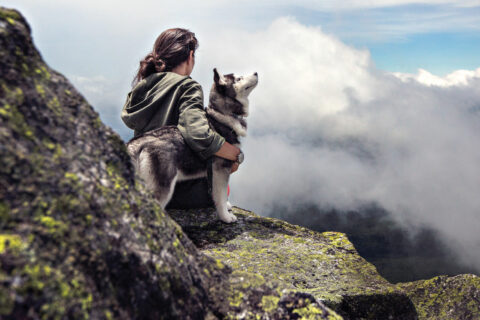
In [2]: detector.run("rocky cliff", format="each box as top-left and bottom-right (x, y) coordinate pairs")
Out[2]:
(0, 7), (479, 320)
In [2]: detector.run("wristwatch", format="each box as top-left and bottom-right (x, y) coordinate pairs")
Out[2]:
(235, 151), (244, 164)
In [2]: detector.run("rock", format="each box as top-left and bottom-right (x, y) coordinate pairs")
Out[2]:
(170, 207), (480, 319)
(169, 207), (417, 319)
(397, 274), (480, 320)
(0, 7), (339, 319)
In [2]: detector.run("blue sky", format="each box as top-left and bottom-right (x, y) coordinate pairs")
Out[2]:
(284, 3), (480, 75)
(369, 31), (480, 74)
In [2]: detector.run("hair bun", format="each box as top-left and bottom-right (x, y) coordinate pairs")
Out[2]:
(144, 52), (155, 64)
(154, 57), (166, 72)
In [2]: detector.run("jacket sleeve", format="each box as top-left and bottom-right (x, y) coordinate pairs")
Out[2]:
(177, 80), (225, 160)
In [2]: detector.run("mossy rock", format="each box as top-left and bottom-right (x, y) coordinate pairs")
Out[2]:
(168, 207), (417, 319)
(397, 274), (480, 319)
(169, 207), (480, 319)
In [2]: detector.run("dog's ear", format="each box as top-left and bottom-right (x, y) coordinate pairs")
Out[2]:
(213, 68), (226, 86)
(213, 68), (226, 94)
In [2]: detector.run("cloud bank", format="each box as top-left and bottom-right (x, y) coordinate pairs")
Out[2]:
(194, 17), (480, 267)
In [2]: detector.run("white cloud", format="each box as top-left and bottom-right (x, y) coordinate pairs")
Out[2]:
(69, 74), (131, 134)
(194, 17), (480, 268)
(393, 68), (480, 86)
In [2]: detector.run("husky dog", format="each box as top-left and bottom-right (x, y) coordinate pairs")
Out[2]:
(126, 68), (258, 223)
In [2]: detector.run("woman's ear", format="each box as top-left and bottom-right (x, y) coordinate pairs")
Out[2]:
(189, 50), (194, 63)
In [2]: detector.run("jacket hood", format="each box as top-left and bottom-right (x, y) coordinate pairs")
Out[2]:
(121, 72), (190, 132)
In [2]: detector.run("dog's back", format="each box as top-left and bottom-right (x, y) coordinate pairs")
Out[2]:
(126, 126), (206, 203)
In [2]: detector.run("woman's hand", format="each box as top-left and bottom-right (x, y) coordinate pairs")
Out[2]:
(215, 142), (241, 173)
(215, 141), (241, 161)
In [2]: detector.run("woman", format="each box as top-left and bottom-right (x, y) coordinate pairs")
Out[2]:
(121, 28), (240, 208)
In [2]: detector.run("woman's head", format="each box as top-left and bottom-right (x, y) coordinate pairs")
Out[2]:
(134, 28), (199, 85)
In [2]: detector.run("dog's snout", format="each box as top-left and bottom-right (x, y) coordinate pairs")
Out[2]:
(254, 72), (258, 76)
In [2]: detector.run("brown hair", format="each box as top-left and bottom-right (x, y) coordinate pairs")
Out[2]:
(133, 28), (199, 85)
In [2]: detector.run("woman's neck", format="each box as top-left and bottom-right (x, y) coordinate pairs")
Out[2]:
(172, 62), (190, 76)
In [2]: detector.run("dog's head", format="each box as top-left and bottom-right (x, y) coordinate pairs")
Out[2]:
(210, 68), (258, 117)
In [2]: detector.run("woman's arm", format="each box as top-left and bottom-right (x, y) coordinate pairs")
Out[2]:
(177, 79), (225, 159)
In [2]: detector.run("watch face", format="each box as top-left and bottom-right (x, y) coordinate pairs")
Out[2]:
(237, 152), (244, 164)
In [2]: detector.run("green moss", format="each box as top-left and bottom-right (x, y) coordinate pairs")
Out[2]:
(261, 295), (280, 313)
(47, 96), (62, 116)
(35, 83), (46, 99)
(173, 238), (180, 248)
(104, 310), (113, 320)
(0, 281), (14, 315)
(0, 103), (34, 140)
(42, 138), (56, 150)
(93, 116), (102, 129)
(36, 216), (67, 235)
(34, 65), (51, 80)
(18, 263), (92, 320)
(21, 63), (29, 74)
(6, 17), (15, 25)
(215, 259), (225, 269)
(229, 290), (244, 307)
(106, 162), (129, 190)
(0, 234), (23, 253)
(0, 202), (10, 225)
(53, 143), (63, 161)
(0, 8), (21, 22)
(397, 274), (480, 320)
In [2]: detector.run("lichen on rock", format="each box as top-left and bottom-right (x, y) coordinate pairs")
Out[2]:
(397, 274), (480, 320)
(169, 207), (416, 319)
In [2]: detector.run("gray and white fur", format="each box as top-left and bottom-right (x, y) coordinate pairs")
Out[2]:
(126, 68), (258, 223)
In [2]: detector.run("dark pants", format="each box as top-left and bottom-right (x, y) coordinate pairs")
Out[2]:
(166, 177), (214, 209)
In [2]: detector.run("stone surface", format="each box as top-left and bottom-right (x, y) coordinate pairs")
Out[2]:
(397, 274), (480, 320)
(169, 207), (417, 319)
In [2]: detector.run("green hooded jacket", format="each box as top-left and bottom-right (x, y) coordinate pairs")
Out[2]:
(121, 72), (225, 160)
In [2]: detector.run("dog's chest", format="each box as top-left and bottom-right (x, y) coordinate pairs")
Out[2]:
(208, 117), (241, 145)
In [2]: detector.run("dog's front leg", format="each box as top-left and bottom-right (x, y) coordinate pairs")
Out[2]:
(212, 160), (237, 223)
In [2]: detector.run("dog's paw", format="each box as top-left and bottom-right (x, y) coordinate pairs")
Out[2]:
(226, 201), (233, 211)
(218, 211), (238, 223)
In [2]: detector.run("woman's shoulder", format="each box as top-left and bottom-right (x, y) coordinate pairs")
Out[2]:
(154, 72), (201, 88)
(178, 75), (203, 93)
